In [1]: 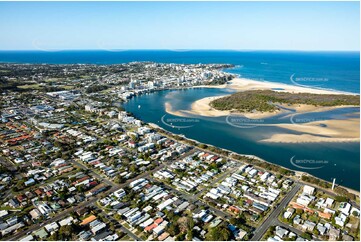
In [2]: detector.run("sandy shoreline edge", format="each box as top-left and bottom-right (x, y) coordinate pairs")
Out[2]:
(194, 77), (358, 95)
(149, 122), (360, 197)
(176, 77), (359, 118)
(164, 78), (360, 143)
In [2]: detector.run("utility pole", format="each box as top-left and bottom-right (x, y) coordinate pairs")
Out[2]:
(331, 178), (336, 190)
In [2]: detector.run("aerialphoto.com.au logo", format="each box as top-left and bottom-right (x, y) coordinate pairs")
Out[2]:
(290, 73), (328, 88)
(290, 155), (329, 170)
(161, 114), (200, 129)
(289, 113), (328, 126)
(225, 115), (265, 129)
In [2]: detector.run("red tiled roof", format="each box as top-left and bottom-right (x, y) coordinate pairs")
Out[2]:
(34, 189), (43, 195)
(154, 218), (163, 225)
(80, 215), (97, 225)
(144, 223), (157, 232)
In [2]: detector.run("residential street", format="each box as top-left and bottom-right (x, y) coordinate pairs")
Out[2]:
(250, 183), (302, 241)
(5, 165), (164, 241)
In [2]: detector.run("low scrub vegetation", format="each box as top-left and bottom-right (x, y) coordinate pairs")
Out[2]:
(210, 90), (360, 112)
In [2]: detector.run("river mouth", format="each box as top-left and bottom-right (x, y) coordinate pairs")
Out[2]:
(123, 88), (360, 190)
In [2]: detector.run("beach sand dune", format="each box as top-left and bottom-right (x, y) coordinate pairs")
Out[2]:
(164, 78), (360, 143)
(188, 78), (358, 118)
(260, 118), (360, 143)
(197, 78), (357, 95)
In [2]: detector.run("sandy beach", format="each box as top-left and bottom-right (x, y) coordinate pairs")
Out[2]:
(185, 78), (358, 118)
(169, 95), (357, 119)
(165, 78), (360, 143)
(260, 118), (360, 143)
(195, 77), (357, 95)
(165, 96), (232, 117)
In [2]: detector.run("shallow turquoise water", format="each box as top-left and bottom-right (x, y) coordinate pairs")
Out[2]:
(124, 88), (360, 190)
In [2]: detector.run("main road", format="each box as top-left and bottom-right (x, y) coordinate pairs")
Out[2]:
(250, 182), (302, 241)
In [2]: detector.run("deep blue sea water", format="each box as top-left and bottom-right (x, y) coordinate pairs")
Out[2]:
(0, 50), (359, 94)
(1, 50), (360, 189)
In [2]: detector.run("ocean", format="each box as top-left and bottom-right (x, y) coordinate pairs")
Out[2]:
(1, 50), (360, 190)
(0, 50), (359, 94)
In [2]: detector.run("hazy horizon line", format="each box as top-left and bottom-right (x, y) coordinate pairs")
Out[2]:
(0, 49), (359, 52)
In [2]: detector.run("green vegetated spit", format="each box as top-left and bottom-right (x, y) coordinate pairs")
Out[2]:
(210, 90), (360, 112)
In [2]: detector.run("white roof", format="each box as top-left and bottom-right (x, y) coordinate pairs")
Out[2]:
(20, 235), (34, 241)
(325, 197), (334, 205)
(59, 216), (74, 227)
(44, 222), (59, 232)
(0, 210), (9, 218)
(303, 185), (315, 194)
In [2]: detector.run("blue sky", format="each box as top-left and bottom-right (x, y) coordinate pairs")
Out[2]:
(0, 1), (359, 51)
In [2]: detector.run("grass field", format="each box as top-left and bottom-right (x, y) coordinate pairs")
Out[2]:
(17, 84), (42, 89)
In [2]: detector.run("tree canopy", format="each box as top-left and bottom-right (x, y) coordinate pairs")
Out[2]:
(210, 90), (359, 113)
(205, 225), (232, 241)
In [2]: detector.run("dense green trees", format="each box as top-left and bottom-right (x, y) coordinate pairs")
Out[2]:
(210, 90), (359, 112)
(86, 84), (110, 93)
(301, 176), (331, 189)
(48, 225), (75, 240)
(301, 232), (312, 240)
(205, 75), (234, 86)
(168, 223), (180, 237)
(205, 225), (232, 241)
